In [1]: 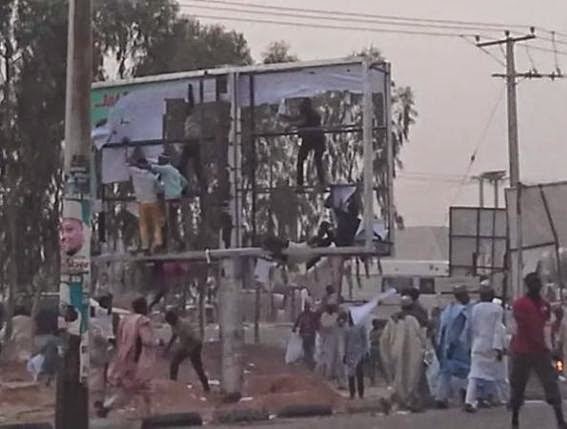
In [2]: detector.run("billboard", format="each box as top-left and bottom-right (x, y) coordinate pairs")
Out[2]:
(449, 207), (508, 277)
(91, 76), (224, 183)
(506, 181), (567, 279)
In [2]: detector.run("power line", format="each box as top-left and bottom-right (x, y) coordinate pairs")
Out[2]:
(179, 0), (537, 34)
(444, 86), (506, 219)
(398, 175), (474, 184)
(182, 6), (567, 60)
(179, 1), (524, 36)
(461, 35), (505, 67)
(185, 13), (497, 38)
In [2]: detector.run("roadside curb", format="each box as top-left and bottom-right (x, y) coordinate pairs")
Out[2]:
(213, 408), (270, 425)
(276, 404), (333, 418)
(342, 397), (391, 415)
(140, 412), (203, 428)
(0, 424), (53, 429)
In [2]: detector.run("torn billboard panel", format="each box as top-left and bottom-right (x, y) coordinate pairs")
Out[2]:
(506, 181), (567, 276)
(449, 207), (507, 277)
(92, 59), (388, 184)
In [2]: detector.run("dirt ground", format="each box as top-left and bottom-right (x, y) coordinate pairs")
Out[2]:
(97, 341), (344, 424)
(0, 361), (55, 425)
(0, 341), (345, 426)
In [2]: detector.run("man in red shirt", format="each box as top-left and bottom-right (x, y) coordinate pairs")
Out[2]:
(293, 301), (320, 370)
(510, 272), (566, 429)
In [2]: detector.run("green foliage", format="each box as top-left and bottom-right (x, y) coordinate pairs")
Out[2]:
(0, 2), (416, 294)
(93, 0), (179, 78)
(134, 18), (252, 76)
(262, 41), (298, 64)
(0, 0), (254, 293)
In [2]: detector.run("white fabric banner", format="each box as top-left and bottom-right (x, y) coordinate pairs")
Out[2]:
(238, 64), (385, 106)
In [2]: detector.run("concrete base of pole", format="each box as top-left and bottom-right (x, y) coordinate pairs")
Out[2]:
(219, 257), (244, 401)
(0, 424), (53, 429)
(140, 412), (203, 428)
(55, 334), (88, 429)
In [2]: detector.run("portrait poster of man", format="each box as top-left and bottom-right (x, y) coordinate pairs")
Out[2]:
(59, 197), (91, 382)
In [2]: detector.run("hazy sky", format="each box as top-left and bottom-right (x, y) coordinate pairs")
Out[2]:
(193, 0), (567, 226)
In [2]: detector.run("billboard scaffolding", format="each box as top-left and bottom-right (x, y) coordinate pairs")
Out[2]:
(506, 181), (567, 298)
(449, 207), (508, 284)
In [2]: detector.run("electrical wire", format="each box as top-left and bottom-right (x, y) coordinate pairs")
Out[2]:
(398, 175), (474, 184)
(185, 13), (499, 38)
(179, 1), (526, 36)
(551, 32), (562, 73)
(524, 45), (538, 73)
(526, 44), (567, 56)
(179, 0), (537, 34)
(181, 4), (567, 60)
(444, 86), (506, 221)
(460, 35), (506, 67)
(180, 0), (567, 50)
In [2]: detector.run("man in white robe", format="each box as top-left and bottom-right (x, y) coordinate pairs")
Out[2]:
(317, 304), (340, 378)
(381, 296), (427, 411)
(464, 285), (505, 412)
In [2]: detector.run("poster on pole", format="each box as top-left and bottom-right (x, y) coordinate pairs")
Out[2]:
(60, 165), (91, 382)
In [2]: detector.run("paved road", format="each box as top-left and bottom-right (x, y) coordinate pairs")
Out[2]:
(216, 402), (564, 429)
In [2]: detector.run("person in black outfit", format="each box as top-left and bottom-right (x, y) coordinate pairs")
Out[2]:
(306, 221), (335, 270)
(178, 84), (205, 191)
(281, 98), (326, 188)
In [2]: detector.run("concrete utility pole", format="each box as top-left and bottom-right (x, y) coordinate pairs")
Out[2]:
(56, 1), (92, 428)
(477, 171), (506, 208)
(477, 31), (535, 298)
(477, 176), (485, 208)
(219, 257), (243, 401)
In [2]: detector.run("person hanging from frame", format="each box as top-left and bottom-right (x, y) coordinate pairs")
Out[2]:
(279, 97), (327, 191)
(178, 84), (205, 193)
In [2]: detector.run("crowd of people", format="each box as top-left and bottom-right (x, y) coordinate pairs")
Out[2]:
(291, 273), (567, 428)
(293, 286), (371, 399)
(128, 153), (188, 254)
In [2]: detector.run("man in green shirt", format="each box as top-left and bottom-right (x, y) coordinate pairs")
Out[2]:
(164, 310), (210, 392)
(151, 154), (188, 249)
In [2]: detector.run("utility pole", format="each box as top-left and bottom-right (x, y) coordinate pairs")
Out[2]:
(477, 31), (535, 298)
(56, 1), (92, 428)
(219, 257), (243, 401)
(477, 171), (506, 208)
(2, 28), (17, 350)
(476, 176), (485, 208)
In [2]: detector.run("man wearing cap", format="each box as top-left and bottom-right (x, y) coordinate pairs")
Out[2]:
(463, 284), (505, 412)
(60, 201), (85, 257)
(509, 272), (567, 429)
(401, 288), (429, 329)
(129, 157), (163, 253)
(151, 154), (188, 249)
(435, 284), (473, 408)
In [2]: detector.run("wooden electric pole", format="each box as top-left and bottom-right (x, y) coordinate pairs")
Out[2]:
(56, 1), (92, 428)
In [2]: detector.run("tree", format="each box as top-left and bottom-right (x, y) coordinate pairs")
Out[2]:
(0, 0), (254, 306)
(93, 0), (179, 79)
(134, 18), (252, 76)
(262, 41), (298, 64)
(357, 45), (417, 221)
